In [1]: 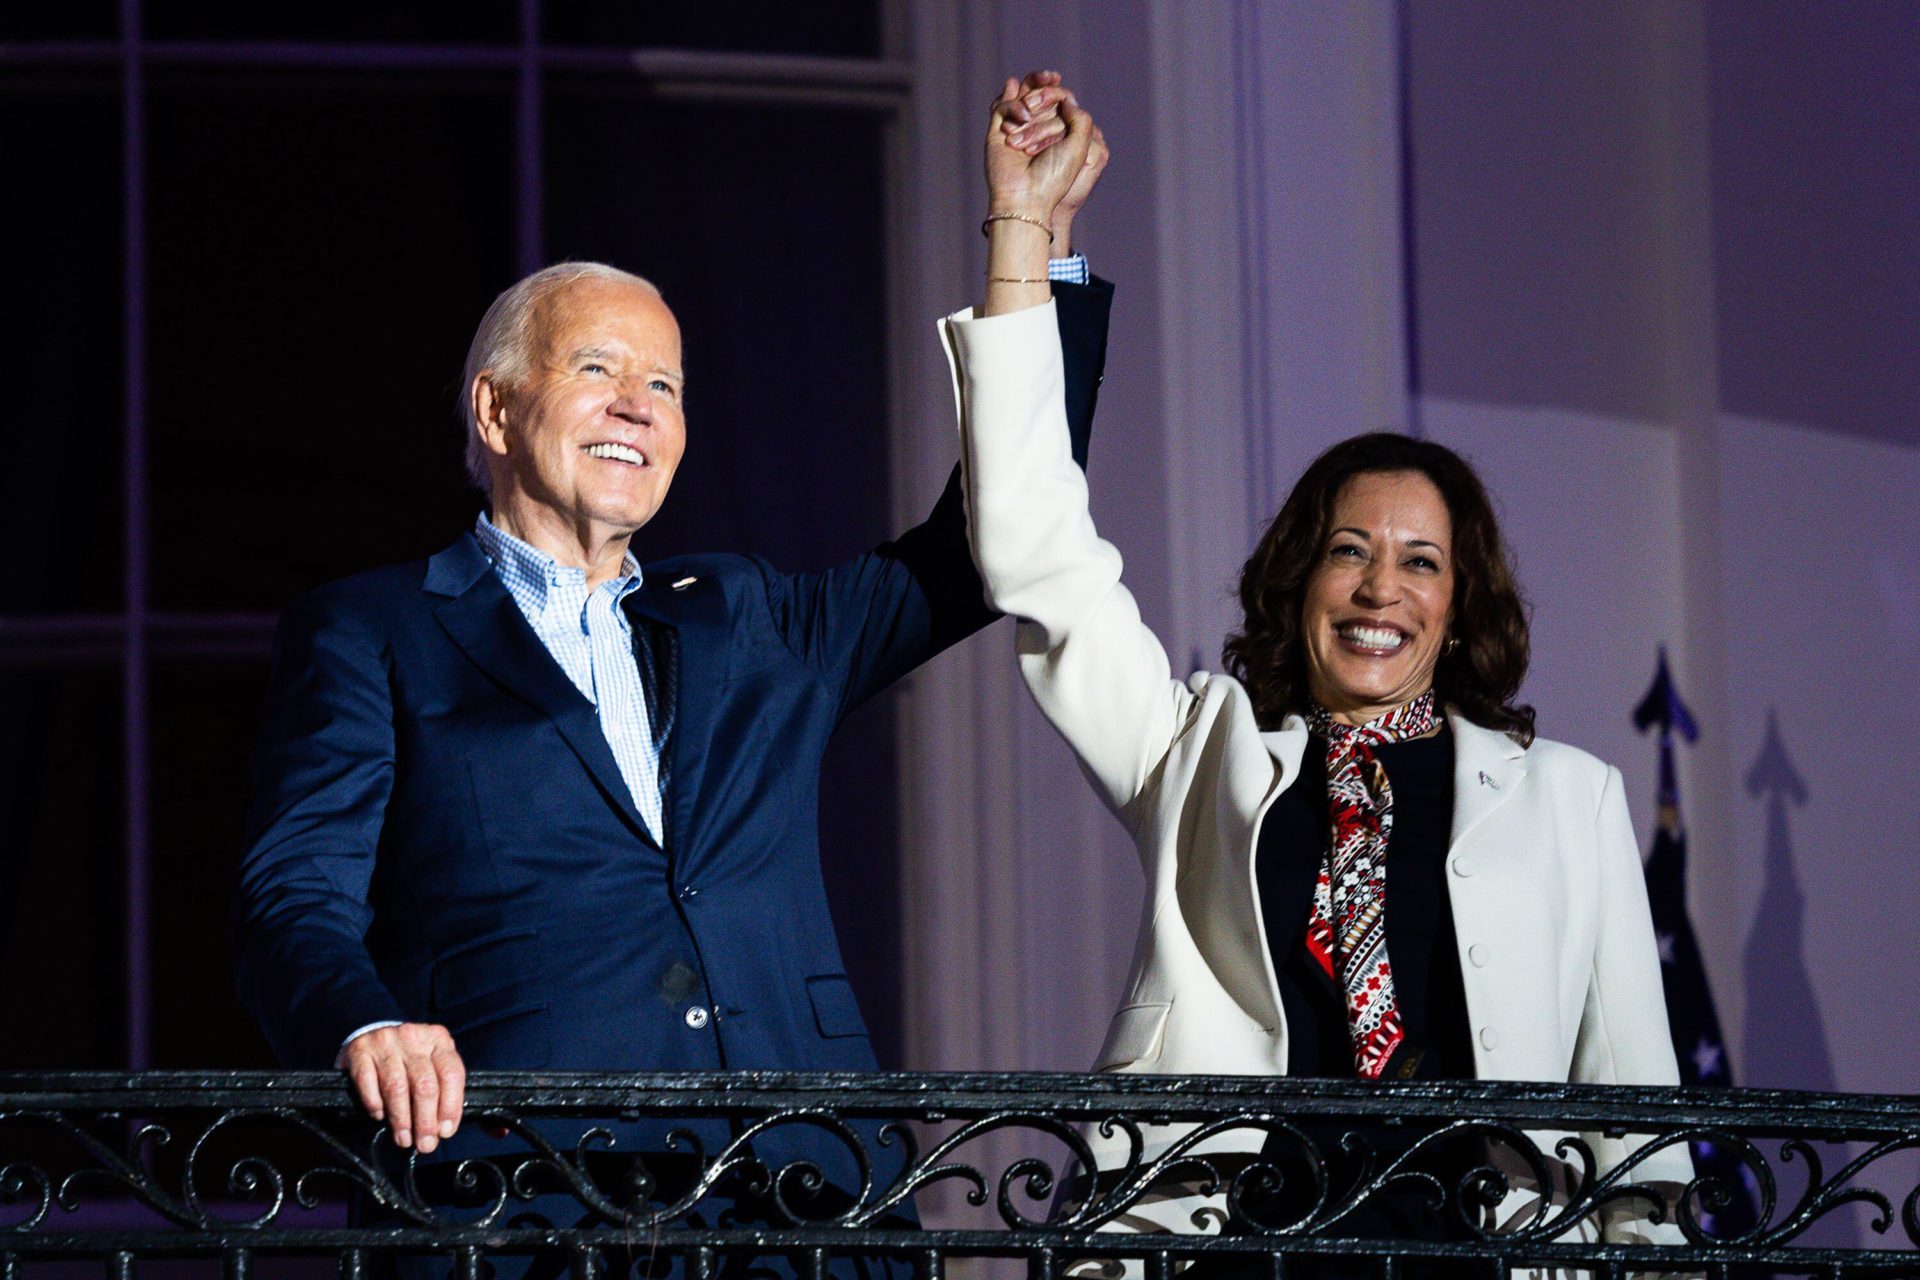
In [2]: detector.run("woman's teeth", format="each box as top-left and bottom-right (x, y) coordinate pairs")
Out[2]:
(1339, 624), (1405, 651)
(586, 442), (645, 465)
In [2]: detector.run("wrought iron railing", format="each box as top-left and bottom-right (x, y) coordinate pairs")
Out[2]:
(3, 1071), (1917, 1278)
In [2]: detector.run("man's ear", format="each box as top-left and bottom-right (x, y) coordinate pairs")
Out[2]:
(472, 373), (512, 458)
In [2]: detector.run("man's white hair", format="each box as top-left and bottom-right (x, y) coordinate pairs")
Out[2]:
(461, 261), (662, 492)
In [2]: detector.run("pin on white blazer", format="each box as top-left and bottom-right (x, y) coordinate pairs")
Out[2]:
(939, 300), (1692, 1254)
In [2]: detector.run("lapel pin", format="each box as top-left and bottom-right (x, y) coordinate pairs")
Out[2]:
(671, 576), (698, 591)
(1478, 770), (1499, 789)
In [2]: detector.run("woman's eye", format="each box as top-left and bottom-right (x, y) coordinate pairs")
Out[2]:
(1330, 544), (1365, 560)
(1406, 555), (1438, 571)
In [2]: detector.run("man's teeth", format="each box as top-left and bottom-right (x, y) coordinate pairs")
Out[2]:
(585, 443), (645, 465)
(1339, 624), (1405, 651)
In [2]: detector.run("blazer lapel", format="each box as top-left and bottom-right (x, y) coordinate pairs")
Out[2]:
(1253, 719), (1314, 928)
(426, 535), (659, 848)
(1259, 717), (1311, 780)
(1239, 710), (1527, 1053)
(1255, 728), (1342, 1007)
(1201, 716), (1311, 1030)
(623, 571), (733, 857)
(1261, 712), (1526, 862)
(1448, 712), (1529, 853)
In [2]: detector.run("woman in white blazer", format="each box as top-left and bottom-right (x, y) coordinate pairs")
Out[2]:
(949, 84), (1693, 1269)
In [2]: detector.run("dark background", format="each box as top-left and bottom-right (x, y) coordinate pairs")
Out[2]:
(0, 1), (911, 1071)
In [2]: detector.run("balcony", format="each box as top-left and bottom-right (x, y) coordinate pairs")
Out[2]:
(2, 1072), (1916, 1278)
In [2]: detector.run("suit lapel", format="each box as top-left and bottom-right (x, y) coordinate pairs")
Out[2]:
(623, 571), (733, 856)
(1448, 713), (1529, 853)
(426, 535), (659, 848)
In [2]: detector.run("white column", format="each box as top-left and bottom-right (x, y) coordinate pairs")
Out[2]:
(1154, 0), (1408, 677)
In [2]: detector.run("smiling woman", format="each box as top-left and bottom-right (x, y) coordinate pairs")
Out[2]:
(1226, 433), (1534, 744)
(944, 287), (1694, 1262)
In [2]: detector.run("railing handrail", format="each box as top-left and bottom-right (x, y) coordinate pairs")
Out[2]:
(6, 1070), (1918, 1275)
(3, 1070), (1915, 1137)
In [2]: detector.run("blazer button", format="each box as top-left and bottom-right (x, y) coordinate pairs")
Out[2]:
(1478, 1026), (1499, 1051)
(684, 1005), (711, 1030)
(1467, 944), (1489, 968)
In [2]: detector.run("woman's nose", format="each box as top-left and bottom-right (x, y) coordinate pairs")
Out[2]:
(1354, 562), (1395, 604)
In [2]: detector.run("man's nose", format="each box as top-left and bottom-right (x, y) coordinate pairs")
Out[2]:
(608, 382), (654, 425)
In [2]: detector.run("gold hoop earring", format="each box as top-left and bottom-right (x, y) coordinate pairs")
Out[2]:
(1443, 636), (1460, 655)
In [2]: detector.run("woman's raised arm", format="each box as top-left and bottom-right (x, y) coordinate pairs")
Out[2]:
(943, 83), (1193, 821)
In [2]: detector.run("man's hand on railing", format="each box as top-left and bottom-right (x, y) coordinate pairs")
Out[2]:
(341, 1021), (466, 1154)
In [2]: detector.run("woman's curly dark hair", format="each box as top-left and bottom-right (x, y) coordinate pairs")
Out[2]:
(1222, 432), (1536, 744)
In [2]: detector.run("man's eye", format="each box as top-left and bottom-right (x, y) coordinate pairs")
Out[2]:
(580, 363), (608, 375)
(649, 378), (677, 396)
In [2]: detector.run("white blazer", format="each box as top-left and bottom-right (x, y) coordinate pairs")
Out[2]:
(940, 301), (1692, 1249)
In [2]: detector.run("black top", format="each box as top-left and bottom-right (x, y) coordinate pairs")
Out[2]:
(1255, 727), (1476, 1080)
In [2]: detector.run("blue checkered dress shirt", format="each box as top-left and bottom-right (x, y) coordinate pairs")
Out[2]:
(473, 513), (667, 845)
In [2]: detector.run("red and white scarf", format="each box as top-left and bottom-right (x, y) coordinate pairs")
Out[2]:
(1304, 690), (1441, 1079)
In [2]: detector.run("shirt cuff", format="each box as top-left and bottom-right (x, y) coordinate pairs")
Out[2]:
(335, 1019), (405, 1068)
(1048, 254), (1090, 286)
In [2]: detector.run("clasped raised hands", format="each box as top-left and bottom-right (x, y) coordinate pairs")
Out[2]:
(985, 70), (1107, 248)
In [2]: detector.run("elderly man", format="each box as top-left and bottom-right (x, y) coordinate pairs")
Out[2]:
(231, 76), (1109, 1266)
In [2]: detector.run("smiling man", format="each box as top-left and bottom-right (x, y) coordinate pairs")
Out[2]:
(469, 270), (689, 597)
(231, 223), (1110, 1259)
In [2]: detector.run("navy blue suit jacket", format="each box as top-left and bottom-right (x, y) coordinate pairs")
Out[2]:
(232, 284), (1112, 1087)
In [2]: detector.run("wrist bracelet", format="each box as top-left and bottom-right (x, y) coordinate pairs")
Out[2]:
(981, 211), (1054, 243)
(986, 275), (1050, 284)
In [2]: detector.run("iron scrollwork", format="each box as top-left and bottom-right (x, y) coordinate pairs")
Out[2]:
(1, 1072), (1917, 1274)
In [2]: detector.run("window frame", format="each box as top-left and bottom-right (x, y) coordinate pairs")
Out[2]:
(0, 0), (913, 1068)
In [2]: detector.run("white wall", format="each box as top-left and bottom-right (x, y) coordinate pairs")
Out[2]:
(1418, 398), (1687, 849)
(1715, 415), (1920, 1093)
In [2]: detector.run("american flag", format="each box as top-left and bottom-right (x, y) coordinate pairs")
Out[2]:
(1635, 648), (1760, 1238)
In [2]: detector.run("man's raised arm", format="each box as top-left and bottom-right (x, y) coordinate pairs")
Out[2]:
(756, 73), (1113, 716)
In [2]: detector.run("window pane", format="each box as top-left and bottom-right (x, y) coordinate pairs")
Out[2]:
(543, 1), (879, 57)
(543, 90), (890, 568)
(144, 0), (516, 42)
(545, 88), (902, 1059)
(147, 72), (514, 610)
(149, 659), (277, 1067)
(0, 669), (125, 1068)
(0, 2), (116, 39)
(0, 74), (124, 613)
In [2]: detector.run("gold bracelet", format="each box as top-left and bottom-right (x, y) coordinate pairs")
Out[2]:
(981, 211), (1054, 243)
(986, 275), (1050, 284)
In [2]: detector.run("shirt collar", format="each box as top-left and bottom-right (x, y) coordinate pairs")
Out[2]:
(474, 512), (643, 611)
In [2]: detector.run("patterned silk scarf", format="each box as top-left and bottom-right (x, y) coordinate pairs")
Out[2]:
(1304, 690), (1442, 1079)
